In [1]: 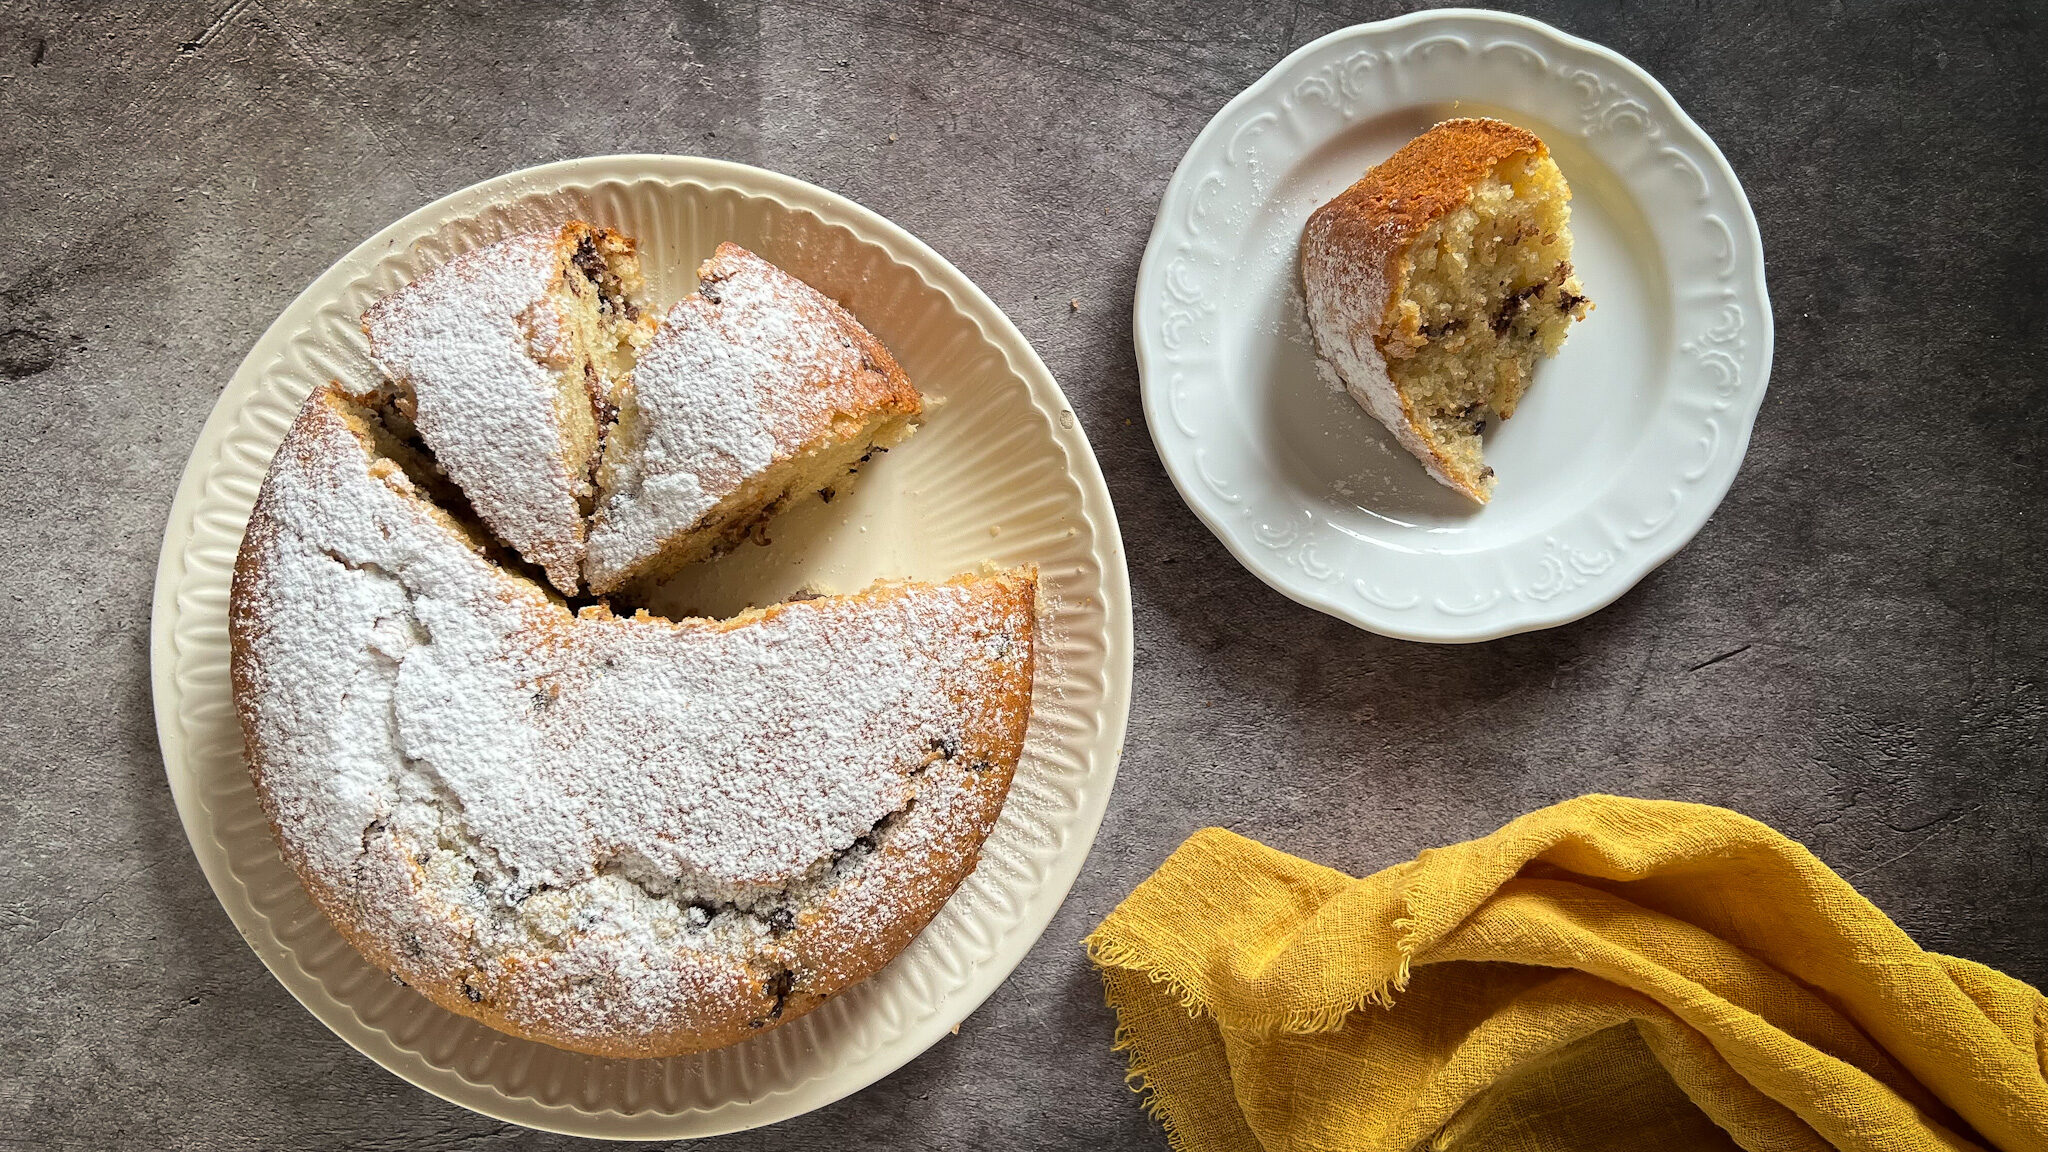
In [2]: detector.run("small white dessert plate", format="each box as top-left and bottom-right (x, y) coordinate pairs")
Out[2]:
(1136, 8), (1771, 642)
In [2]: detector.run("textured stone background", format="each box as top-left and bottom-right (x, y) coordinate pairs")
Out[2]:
(3, 1), (2043, 1148)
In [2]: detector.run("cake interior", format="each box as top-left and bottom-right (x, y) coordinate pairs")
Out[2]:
(1386, 152), (1591, 498)
(378, 235), (920, 599)
(596, 401), (920, 595)
(550, 229), (651, 515)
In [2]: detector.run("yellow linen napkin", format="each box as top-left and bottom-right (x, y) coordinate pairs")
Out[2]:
(1086, 795), (2048, 1152)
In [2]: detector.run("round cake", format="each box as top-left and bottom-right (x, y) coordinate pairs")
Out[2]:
(233, 235), (1036, 1057)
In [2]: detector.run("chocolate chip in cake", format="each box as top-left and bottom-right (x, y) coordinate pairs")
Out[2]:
(1490, 283), (1545, 336)
(571, 234), (621, 314)
(572, 236), (605, 281)
(766, 968), (796, 1018)
(766, 907), (796, 935)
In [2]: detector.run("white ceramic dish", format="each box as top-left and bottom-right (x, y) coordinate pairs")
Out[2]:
(1136, 8), (1771, 642)
(149, 157), (1132, 1139)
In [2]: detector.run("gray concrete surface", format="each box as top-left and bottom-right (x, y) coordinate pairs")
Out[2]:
(3, 1), (2043, 1148)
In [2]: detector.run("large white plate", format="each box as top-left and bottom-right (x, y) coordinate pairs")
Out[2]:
(1136, 9), (1771, 642)
(149, 157), (1131, 1139)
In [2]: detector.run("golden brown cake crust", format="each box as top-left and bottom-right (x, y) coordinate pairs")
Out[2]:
(231, 384), (1036, 1059)
(1302, 117), (1548, 349)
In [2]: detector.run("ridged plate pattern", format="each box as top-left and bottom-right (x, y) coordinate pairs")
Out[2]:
(1136, 9), (1772, 642)
(150, 157), (1132, 1139)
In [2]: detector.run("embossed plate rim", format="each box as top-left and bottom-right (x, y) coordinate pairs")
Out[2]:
(1134, 8), (1772, 642)
(150, 155), (1132, 1139)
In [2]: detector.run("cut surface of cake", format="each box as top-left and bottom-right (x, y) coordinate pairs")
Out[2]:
(1301, 117), (1592, 502)
(231, 384), (1035, 1058)
(584, 242), (923, 595)
(363, 221), (651, 593)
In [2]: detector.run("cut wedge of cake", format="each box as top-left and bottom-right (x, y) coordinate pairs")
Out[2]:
(584, 242), (924, 595)
(1302, 117), (1592, 502)
(363, 221), (652, 593)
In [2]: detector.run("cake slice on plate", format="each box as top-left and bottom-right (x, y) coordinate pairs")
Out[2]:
(584, 243), (923, 596)
(363, 221), (651, 594)
(1302, 117), (1592, 502)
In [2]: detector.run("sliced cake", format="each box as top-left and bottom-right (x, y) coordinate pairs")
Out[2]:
(1302, 118), (1592, 502)
(363, 221), (651, 593)
(231, 384), (1036, 1058)
(584, 242), (923, 596)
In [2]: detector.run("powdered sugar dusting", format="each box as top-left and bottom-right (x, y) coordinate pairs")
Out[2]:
(363, 228), (590, 592)
(394, 576), (1021, 899)
(233, 389), (1033, 1053)
(584, 243), (916, 592)
(1302, 200), (1450, 486)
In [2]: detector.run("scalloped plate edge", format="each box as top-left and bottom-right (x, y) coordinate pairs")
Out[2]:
(1134, 8), (1772, 643)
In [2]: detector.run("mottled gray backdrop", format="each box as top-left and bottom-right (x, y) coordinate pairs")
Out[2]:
(3, 1), (2043, 1148)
